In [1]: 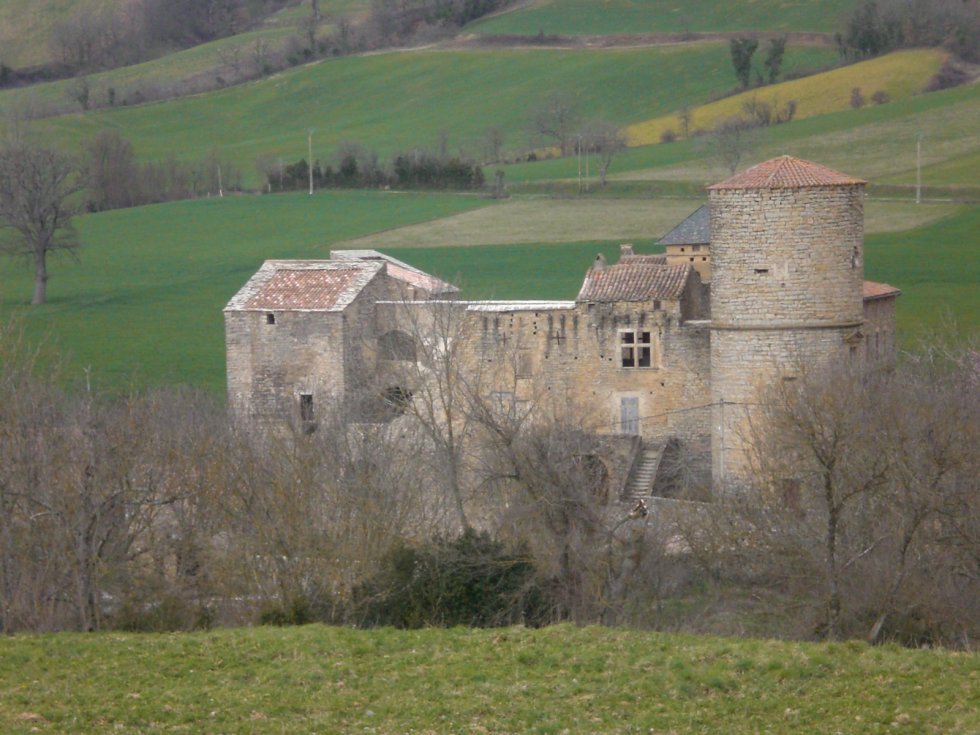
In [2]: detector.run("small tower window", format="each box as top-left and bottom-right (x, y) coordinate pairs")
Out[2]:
(266, 313), (276, 324)
(754, 268), (769, 275)
(299, 393), (314, 421)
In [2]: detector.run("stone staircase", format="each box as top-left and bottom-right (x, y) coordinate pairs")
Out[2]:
(625, 443), (664, 499)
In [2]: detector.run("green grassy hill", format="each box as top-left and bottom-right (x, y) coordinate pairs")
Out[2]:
(17, 42), (836, 187)
(0, 624), (976, 734)
(0, 191), (489, 392)
(468, 0), (859, 35)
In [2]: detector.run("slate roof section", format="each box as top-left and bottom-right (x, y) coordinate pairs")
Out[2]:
(330, 249), (458, 295)
(225, 260), (383, 312)
(863, 281), (901, 301)
(577, 262), (692, 303)
(660, 204), (710, 245)
(707, 155), (866, 190)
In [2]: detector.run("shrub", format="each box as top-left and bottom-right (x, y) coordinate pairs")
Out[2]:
(353, 529), (551, 628)
(924, 60), (971, 92)
(660, 129), (677, 143)
(850, 87), (865, 109)
(871, 89), (890, 104)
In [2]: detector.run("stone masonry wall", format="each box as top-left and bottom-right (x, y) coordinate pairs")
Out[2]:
(461, 299), (713, 486)
(709, 183), (865, 486)
(710, 186), (864, 327)
(225, 307), (346, 425)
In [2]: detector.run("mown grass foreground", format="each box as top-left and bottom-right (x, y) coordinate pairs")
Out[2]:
(0, 625), (976, 734)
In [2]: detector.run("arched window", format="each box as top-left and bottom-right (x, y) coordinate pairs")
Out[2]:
(378, 330), (416, 361)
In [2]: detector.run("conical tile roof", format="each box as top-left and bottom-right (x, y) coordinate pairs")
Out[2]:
(707, 155), (866, 190)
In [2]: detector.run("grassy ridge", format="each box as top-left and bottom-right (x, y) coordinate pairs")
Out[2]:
(0, 624), (976, 734)
(468, 0), (858, 35)
(0, 191), (490, 392)
(20, 43), (837, 186)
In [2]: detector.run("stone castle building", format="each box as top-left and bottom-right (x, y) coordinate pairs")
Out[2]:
(225, 156), (900, 498)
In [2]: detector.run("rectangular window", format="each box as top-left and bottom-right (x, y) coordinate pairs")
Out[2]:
(620, 331), (652, 368)
(299, 393), (314, 421)
(266, 313), (276, 325)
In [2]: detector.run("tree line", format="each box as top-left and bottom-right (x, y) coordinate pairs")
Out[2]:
(263, 144), (485, 193)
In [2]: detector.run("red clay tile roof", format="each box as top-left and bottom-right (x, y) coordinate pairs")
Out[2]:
(618, 254), (667, 265)
(245, 268), (366, 310)
(330, 249), (458, 294)
(707, 155), (866, 190)
(863, 280), (901, 301)
(577, 262), (691, 302)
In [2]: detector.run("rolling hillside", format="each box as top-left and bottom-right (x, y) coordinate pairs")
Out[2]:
(17, 42), (837, 186)
(469, 0), (859, 35)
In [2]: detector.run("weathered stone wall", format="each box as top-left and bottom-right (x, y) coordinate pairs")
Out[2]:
(710, 186), (864, 327)
(863, 296), (898, 366)
(709, 326), (854, 483)
(225, 307), (346, 425)
(709, 183), (865, 485)
(464, 299), (713, 486)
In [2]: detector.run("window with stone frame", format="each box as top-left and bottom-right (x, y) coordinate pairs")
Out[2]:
(620, 330), (653, 368)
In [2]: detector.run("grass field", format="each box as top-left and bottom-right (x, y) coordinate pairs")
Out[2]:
(468, 0), (858, 35)
(0, 191), (490, 392)
(1, 191), (973, 394)
(0, 624), (976, 734)
(15, 43), (837, 187)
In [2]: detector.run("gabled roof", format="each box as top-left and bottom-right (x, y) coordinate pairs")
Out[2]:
(660, 204), (710, 245)
(577, 262), (693, 303)
(863, 281), (901, 301)
(225, 260), (383, 312)
(330, 249), (458, 295)
(707, 155), (866, 190)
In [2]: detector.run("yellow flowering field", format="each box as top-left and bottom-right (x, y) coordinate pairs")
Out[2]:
(627, 49), (947, 146)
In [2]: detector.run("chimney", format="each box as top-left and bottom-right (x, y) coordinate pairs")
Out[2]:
(592, 253), (607, 271)
(620, 243), (634, 259)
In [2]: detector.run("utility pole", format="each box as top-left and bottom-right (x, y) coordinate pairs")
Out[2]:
(308, 128), (315, 196)
(915, 132), (923, 205)
(577, 134), (582, 194)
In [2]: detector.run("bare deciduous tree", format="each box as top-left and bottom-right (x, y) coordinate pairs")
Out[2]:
(578, 119), (626, 187)
(0, 139), (83, 305)
(527, 91), (581, 156)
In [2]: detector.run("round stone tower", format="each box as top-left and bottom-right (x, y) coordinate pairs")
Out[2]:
(707, 155), (866, 487)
